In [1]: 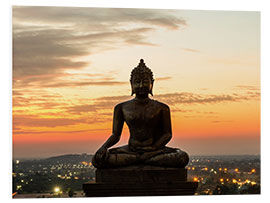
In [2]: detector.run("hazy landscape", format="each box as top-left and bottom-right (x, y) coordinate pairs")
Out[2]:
(12, 154), (260, 198)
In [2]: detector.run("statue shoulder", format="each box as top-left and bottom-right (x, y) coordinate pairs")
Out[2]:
(151, 99), (170, 111)
(114, 99), (133, 110)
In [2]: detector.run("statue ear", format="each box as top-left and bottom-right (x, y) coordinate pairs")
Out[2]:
(130, 81), (135, 96)
(149, 81), (154, 96)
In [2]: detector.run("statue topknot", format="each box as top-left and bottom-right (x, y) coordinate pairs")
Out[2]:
(130, 59), (154, 83)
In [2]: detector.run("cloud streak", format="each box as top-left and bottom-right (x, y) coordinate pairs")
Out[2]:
(13, 115), (86, 128)
(65, 91), (260, 115)
(13, 128), (108, 135)
(42, 80), (128, 88)
(154, 92), (260, 105)
(233, 85), (260, 91)
(13, 6), (186, 89)
(155, 76), (172, 81)
(12, 89), (260, 130)
(13, 7), (186, 30)
(182, 48), (200, 53)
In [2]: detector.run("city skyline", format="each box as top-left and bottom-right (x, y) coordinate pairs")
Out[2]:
(12, 154), (261, 197)
(12, 6), (260, 158)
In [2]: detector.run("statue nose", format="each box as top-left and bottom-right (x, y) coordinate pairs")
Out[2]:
(139, 81), (143, 87)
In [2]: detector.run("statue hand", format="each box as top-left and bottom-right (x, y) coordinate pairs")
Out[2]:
(139, 146), (157, 152)
(95, 146), (107, 162)
(139, 149), (163, 161)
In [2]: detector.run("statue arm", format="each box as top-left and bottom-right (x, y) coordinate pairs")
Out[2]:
(100, 104), (124, 149)
(152, 105), (172, 149)
(93, 104), (124, 167)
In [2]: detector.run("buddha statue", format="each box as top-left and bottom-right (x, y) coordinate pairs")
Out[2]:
(92, 59), (189, 169)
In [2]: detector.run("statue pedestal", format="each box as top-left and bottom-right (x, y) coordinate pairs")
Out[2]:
(83, 165), (198, 197)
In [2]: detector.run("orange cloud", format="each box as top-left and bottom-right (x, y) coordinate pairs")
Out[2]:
(13, 115), (87, 128)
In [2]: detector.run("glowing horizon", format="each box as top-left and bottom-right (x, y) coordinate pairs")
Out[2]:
(12, 6), (260, 158)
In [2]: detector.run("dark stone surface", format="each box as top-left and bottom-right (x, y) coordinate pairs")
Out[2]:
(96, 165), (187, 183)
(83, 165), (198, 197)
(83, 181), (198, 197)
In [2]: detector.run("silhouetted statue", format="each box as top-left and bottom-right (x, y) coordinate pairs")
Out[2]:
(92, 59), (189, 168)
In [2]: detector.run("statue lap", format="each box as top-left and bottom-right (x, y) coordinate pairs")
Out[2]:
(92, 145), (189, 168)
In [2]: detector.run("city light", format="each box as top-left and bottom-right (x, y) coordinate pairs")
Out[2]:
(251, 181), (256, 185)
(232, 179), (237, 183)
(235, 168), (239, 172)
(16, 160), (20, 164)
(192, 167), (195, 170)
(81, 161), (88, 166)
(245, 179), (250, 183)
(220, 178), (224, 182)
(251, 169), (256, 173)
(54, 187), (60, 193)
(193, 177), (199, 182)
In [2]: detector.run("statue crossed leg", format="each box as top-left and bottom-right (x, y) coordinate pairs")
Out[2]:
(92, 145), (189, 168)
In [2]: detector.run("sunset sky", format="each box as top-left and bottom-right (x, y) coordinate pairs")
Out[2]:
(12, 6), (260, 158)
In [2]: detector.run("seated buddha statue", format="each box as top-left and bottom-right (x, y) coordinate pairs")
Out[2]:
(92, 59), (189, 169)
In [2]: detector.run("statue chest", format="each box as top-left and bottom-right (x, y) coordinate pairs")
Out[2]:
(122, 104), (161, 126)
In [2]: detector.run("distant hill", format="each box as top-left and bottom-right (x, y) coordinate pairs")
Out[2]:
(191, 154), (260, 160)
(42, 153), (93, 163)
(13, 154), (260, 164)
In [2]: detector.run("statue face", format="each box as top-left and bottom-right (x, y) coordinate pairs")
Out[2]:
(131, 74), (153, 96)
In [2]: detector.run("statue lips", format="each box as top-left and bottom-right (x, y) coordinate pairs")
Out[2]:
(135, 87), (149, 95)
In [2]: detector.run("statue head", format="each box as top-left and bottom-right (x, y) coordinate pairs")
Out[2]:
(130, 59), (154, 96)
